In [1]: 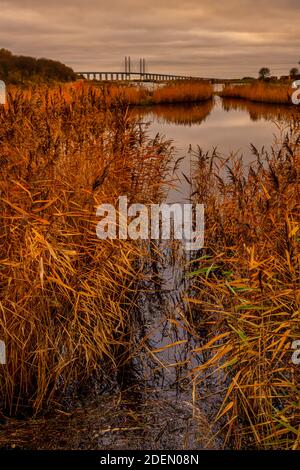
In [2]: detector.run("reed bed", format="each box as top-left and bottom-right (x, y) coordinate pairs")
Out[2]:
(103, 83), (150, 106)
(152, 81), (213, 104)
(220, 82), (293, 105)
(0, 84), (172, 414)
(188, 120), (300, 449)
(100, 80), (213, 107)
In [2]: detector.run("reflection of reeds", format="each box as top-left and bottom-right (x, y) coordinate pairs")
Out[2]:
(220, 82), (293, 105)
(0, 84), (172, 414)
(222, 97), (298, 122)
(189, 121), (300, 449)
(132, 101), (213, 127)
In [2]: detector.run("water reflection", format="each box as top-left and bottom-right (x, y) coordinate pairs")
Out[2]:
(133, 100), (213, 126)
(221, 97), (298, 123)
(134, 96), (296, 171)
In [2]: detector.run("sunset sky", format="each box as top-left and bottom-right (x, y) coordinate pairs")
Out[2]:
(0, 0), (299, 78)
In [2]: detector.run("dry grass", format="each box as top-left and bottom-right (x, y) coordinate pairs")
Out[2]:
(0, 83), (172, 414)
(220, 82), (293, 105)
(188, 119), (300, 449)
(102, 83), (150, 106)
(96, 81), (213, 107)
(152, 81), (213, 105)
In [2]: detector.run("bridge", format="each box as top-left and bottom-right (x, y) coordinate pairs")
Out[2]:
(76, 72), (205, 82)
(77, 57), (209, 83)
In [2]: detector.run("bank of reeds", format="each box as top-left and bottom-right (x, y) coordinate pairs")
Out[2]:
(220, 81), (293, 105)
(152, 81), (213, 104)
(0, 84), (172, 414)
(100, 80), (213, 107)
(188, 120), (300, 449)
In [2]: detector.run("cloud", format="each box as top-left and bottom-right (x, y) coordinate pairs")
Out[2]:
(0, 0), (299, 78)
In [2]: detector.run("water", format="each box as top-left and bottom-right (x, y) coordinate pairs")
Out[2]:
(1, 97), (295, 450)
(113, 96), (296, 448)
(134, 96), (295, 203)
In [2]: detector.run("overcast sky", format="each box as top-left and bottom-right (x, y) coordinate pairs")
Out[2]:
(0, 0), (299, 78)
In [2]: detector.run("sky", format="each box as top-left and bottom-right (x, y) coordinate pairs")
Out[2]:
(0, 0), (299, 78)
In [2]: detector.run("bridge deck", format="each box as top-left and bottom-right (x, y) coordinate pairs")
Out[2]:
(76, 71), (206, 82)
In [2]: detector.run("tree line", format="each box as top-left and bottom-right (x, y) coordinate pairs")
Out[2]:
(0, 49), (76, 84)
(259, 65), (300, 80)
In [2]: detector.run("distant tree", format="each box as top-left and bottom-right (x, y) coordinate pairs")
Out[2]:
(0, 48), (12, 58)
(259, 67), (271, 80)
(290, 67), (299, 78)
(0, 49), (76, 84)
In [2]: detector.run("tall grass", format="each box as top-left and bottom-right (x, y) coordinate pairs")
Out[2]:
(0, 84), (172, 414)
(188, 120), (300, 449)
(220, 82), (293, 105)
(103, 83), (150, 106)
(152, 81), (213, 104)
(100, 80), (213, 107)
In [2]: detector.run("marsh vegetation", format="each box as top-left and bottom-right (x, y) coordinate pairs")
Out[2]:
(0, 81), (299, 450)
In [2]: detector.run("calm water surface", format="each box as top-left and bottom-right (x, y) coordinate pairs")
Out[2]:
(134, 96), (296, 203)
